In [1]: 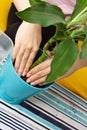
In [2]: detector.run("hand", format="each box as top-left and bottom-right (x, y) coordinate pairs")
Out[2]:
(12, 21), (41, 76)
(26, 56), (87, 86)
(26, 57), (53, 86)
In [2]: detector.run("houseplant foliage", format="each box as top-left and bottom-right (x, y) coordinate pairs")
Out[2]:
(17, 0), (87, 83)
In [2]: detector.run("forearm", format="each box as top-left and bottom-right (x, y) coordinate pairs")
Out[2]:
(12, 0), (31, 11)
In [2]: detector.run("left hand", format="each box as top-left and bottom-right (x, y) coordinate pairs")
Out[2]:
(26, 57), (87, 86)
(26, 57), (53, 86)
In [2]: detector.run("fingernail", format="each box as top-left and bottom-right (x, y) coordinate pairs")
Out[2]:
(22, 72), (26, 76)
(18, 71), (22, 76)
(30, 82), (35, 86)
(15, 67), (18, 72)
(27, 73), (31, 77)
(26, 79), (30, 83)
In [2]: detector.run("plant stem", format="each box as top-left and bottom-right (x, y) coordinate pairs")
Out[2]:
(30, 52), (48, 69)
(43, 37), (57, 51)
(30, 36), (57, 69)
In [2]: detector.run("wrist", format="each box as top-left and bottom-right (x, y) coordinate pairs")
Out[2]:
(13, 0), (31, 11)
(22, 21), (41, 28)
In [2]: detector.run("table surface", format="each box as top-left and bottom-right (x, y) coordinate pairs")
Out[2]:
(1, 82), (87, 130)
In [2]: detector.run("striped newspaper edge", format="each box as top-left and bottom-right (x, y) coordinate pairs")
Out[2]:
(1, 99), (75, 130)
(0, 100), (62, 130)
(20, 87), (87, 130)
(1, 111), (33, 130)
(23, 83), (87, 129)
(0, 83), (87, 130)
(53, 83), (87, 108)
(20, 83), (87, 130)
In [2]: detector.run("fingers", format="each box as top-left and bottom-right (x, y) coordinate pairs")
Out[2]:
(26, 68), (50, 86)
(26, 58), (53, 86)
(13, 46), (38, 76)
(16, 48), (31, 75)
(13, 45), (25, 72)
(27, 57), (52, 76)
(28, 77), (47, 86)
(12, 42), (20, 62)
(23, 49), (38, 76)
(39, 82), (46, 86)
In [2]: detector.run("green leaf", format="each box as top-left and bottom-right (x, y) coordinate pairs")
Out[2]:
(67, 0), (87, 28)
(54, 23), (67, 41)
(80, 37), (87, 59)
(29, 0), (42, 6)
(46, 37), (79, 83)
(17, 2), (65, 27)
(84, 23), (87, 36)
(70, 24), (87, 41)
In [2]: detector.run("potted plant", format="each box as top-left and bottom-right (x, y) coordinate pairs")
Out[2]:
(0, 47), (52, 104)
(17, 0), (87, 83)
(0, 0), (87, 104)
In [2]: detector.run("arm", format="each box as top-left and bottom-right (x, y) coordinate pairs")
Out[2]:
(13, 0), (30, 11)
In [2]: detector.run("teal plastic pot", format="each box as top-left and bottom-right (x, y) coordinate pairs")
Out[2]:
(0, 50), (53, 104)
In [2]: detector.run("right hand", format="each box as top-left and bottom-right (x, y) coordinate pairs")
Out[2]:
(12, 21), (42, 76)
